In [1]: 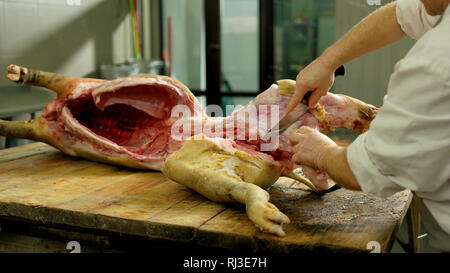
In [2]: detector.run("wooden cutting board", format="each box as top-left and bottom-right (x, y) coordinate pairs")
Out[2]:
(0, 142), (412, 253)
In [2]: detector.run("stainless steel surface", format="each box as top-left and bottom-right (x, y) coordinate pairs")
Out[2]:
(0, 85), (56, 119)
(0, 85), (57, 149)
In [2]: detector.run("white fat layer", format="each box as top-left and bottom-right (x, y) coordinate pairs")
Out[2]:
(91, 77), (184, 104)
(71, 82), (104, 98)
(95, 96), (168, 119)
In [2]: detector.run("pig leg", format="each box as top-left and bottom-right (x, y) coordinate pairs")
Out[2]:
(277, 79), (378, 133)
(7, 64), (103, 96)
(162, 136), (290, 236)
(230, 183), (290, 236)
(3, 65), (104, 146)
(163, 165), (291, 236)
(0, 119), (44, 143)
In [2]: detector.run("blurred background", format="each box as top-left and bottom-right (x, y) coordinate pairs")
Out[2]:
(0, 0), (415, 148)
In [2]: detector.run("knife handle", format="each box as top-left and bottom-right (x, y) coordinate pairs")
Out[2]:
(301, 92), (312, 105)
(301, 65), (345, 105)
(334, 65), (345, 77)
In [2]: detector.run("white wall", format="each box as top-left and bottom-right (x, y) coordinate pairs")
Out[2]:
(0, 0), (134, 87)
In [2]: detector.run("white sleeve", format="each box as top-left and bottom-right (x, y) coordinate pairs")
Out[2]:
(347, 132), (404, 198)
(347, 57), (450, 199)
(396, 0), (441, 40)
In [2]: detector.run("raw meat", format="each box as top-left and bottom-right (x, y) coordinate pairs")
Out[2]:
(1, 65), (378, 236)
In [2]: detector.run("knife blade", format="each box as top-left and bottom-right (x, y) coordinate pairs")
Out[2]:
(263, 93), (311, 139)
(263, 65), (345, 139)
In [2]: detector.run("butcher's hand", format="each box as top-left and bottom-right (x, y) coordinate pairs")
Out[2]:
(290, 127), (361, 191)
(285, 57), (336, 112)
(290, 127), (336, 171)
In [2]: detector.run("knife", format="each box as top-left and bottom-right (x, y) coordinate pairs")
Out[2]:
(263, 65), (345, 139)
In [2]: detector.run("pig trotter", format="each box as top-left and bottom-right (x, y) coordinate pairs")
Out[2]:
(234, 184), (290, 236)
(7, 64), (28, 83)
(7, 64), (103, 96)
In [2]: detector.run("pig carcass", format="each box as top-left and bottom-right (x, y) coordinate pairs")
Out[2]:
(1, 64), (377, 236)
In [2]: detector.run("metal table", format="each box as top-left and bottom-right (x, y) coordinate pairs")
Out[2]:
(0, 85), (56, 148)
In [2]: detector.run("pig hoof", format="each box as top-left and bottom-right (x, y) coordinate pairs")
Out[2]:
(247, 201), (290, 236)
(7, 64), (27, 83)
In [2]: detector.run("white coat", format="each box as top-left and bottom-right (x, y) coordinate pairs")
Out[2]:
(347, 0), (450, 252)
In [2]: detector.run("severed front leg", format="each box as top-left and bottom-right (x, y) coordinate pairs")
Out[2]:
(228, 183), (290, 236)
(7, 64), (103, 96)
(162, 135), (290, 236)
(277, 79), (378, 133)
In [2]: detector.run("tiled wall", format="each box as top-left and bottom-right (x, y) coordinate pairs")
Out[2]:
(0, 0), (134, 87)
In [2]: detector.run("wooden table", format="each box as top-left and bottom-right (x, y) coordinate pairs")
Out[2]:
(0, 143), (412, 253)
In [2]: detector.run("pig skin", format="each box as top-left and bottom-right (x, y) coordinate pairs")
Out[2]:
(1, 65), (378, 236)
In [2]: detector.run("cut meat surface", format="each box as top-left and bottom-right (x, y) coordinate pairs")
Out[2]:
(68, 96), (171, 157)
(1, 65), (378, 236)
(93, 83), (180, 119)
